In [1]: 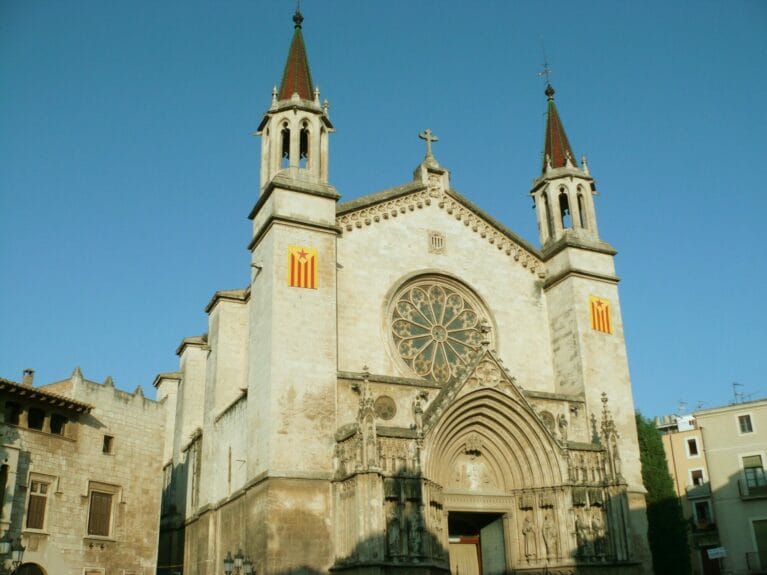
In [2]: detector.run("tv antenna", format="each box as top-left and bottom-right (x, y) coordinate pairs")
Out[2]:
(732, 382), (744, 404)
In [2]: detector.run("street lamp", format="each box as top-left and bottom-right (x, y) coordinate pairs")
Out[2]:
(223, 549), (253, 575)
(0, 534), (25, 575)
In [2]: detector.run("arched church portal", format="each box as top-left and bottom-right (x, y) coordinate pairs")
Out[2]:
(425, 387), (565, 572)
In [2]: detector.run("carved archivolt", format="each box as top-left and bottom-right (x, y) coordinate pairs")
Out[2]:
(336, 188), (546, 277)
(425, 387), (565, 491)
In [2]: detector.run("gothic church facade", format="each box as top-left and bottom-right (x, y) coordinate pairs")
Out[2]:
(157, 11), (651, 575)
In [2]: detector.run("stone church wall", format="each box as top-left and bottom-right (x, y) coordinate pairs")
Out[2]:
(336, 199), (556, 392)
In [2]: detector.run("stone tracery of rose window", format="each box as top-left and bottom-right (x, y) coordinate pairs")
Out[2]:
(391, 280), (491, 384)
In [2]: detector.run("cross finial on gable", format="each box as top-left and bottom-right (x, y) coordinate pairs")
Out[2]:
(418, 128), (439, 158)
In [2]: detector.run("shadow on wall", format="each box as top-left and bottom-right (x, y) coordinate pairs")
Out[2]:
(1, 423), (29, 571)
(157, 459), (189, 575)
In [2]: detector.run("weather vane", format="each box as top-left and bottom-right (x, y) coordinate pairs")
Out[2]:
(538, 37), (552, 85)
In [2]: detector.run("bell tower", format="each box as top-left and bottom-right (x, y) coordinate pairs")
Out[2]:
(530, 84), (599, 246)
(533, 84), (649, 569)
(256, 9), (333, 191)
(244, 11), (340, 570)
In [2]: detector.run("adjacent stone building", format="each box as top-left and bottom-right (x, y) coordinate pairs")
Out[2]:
(157, 10), (651, 575)
(659, 400), (767, 575)
(0, 369), (164, 575)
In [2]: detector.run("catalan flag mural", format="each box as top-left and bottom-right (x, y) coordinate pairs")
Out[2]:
(287, 245), (318, 289)
(589, 296), (612, 334)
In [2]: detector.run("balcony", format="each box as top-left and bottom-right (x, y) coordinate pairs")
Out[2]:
(738, 478), (767, 500)
(686, 482), (711, 499)
(746, 551), (766, 574)
(691, 520), (717, 534)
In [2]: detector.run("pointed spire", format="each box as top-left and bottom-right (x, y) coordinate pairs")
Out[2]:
(542, 84), (576, 173)
(278, 8), (315, 101)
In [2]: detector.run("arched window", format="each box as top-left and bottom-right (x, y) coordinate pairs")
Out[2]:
(559, 187), (572, 229)
(577, 189), (587, 229)
(541, 192), (554, 239)
(280, 122), (290, 168)
(299, 121), (310, 169)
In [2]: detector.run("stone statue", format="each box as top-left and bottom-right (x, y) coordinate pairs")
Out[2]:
(542, 514), (558, 559)
(575, 512), (593, 557)
(412, 396), (424, 433)
(522, 515), (537, 560)
(592, 511), (606, 557)
(558, 413), (568, 442)
(409, 509), (424, 559)
(387, 506), (402, 558)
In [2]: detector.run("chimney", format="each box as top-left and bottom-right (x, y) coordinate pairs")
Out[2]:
(22, 368), (34, 387)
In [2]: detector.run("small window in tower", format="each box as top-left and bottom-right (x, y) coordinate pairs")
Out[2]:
(559, 189), (572, 228)
(103, 434), (114, 454)
(687, 438), (699, 457)
(281, 123), (290, 168)
(299, 121), (309, 169)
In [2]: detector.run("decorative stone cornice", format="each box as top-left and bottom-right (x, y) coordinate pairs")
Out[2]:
(336, 186), (546, 278)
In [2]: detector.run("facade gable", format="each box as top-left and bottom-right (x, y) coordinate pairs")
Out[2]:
(337, 184), (547, 279)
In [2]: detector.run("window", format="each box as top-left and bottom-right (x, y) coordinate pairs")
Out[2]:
(27, 408), (44, 430)
(690, 469), (705, 486)
(102, 435), (114, 454)
(26, 480), (49, 529)
(4, 402), (21, 425)
(743, 455), (767, 495)
(87, 491), (114, 536)
(687, 438), (699, 457)
(189, 439), (202, 509)
(0, 465), (8, 520)
(739, 414), (754, 434)
(50, 413), (67, 435)
(693, 499), (713, 526)
(86, 481), (119, 538)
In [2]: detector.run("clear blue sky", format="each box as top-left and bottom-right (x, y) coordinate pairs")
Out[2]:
(2, 1), (765, 418)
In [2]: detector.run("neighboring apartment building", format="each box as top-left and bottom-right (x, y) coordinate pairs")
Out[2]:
(0, 368), (165, 575)
(658, 414), (721, 575)
(658, 399), (767, 575)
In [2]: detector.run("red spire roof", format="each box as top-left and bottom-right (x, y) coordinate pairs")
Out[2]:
(542, 84), (576, 173)
(278, 9), (315, 101)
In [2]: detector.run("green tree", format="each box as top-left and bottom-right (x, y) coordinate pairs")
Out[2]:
(635, 412), (691, 575)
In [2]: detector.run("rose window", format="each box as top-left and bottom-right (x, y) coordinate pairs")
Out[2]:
(390, 280), (491, 383)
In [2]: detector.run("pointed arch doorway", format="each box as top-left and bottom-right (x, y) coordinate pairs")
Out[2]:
(448, 511), (506, 575)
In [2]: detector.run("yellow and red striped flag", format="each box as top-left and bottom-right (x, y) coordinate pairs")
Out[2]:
(589, 296), (612, 334)
(287, 245), (318, 289)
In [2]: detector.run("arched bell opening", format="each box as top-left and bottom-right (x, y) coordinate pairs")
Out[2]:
(559, 187), (572, 229)
(299, 120), (310, 169)
(280, 122), (290, 168)
(577, 188), (588, 229)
